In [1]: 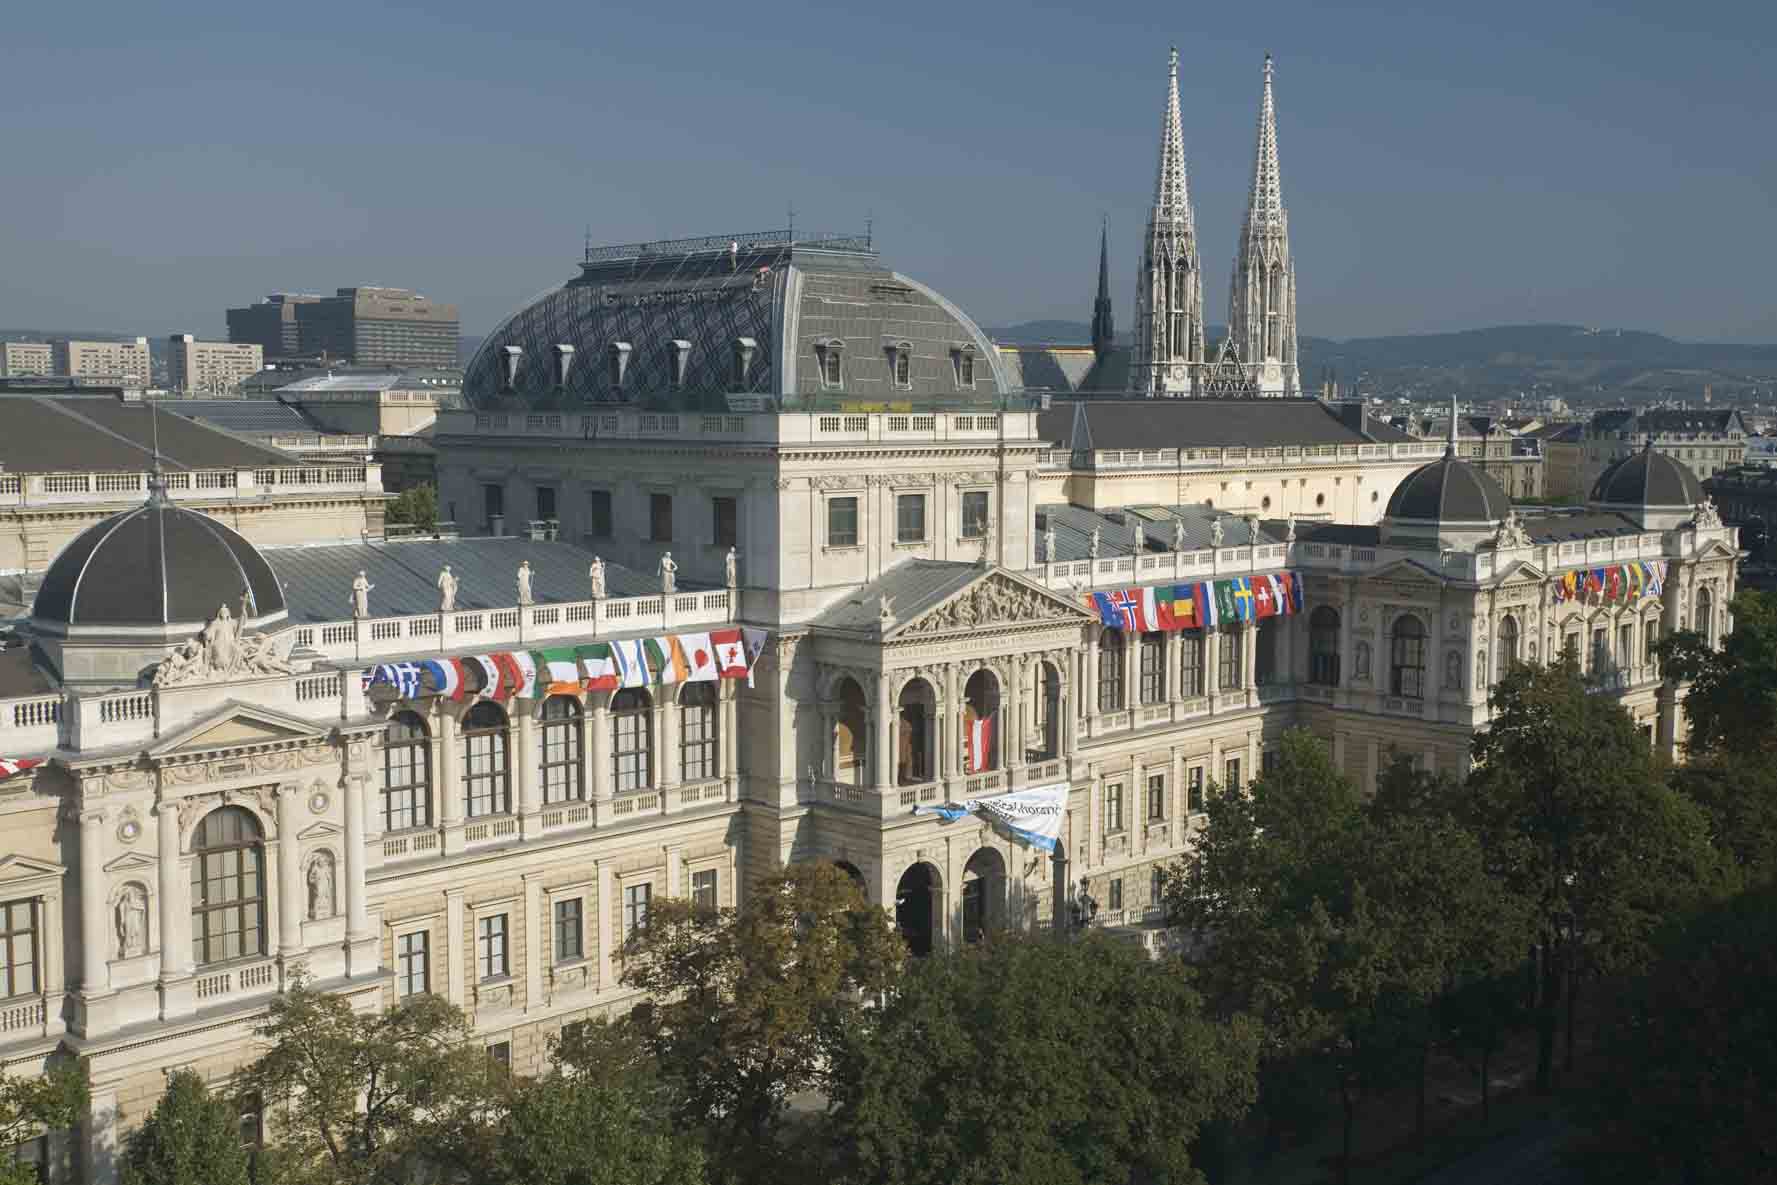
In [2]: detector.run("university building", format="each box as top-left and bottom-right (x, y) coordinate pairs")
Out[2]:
(0, 161), (1741, 1185)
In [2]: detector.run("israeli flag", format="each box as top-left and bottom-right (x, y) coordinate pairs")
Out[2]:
(914, 782), (1068, 853)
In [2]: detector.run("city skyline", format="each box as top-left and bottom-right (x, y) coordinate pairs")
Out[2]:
(2, 0), (1772, 344)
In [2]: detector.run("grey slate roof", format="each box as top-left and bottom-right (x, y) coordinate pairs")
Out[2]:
(1513, 512), (1644, 542)
(163, 398), (327, 436)
(1036, 503), (1270, 563)
(1385, 453), (1512, 523)
(807, 561), (985, 633)
(0, 396), (297, 474)
(263, 537), (661, 624)
(1036, 398), (1403, 451)
(1590, 448), (1703, 508)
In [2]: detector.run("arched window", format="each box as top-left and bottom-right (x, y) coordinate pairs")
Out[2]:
(540, 696), (582, 804)
(1695, 587), (1714, 647)
(834, 679), (867, 785)
(680, 683), (718, 783)
(190, 807), (265, 967)
(1097, 628), (1125, 712)
(382, 711), (431, 832)
(611, 689), (652, 793)
(462, 702), (511, 817)
(1138, 632), (1166, 704)
(1391, 615), (1427, 699)
(1497, 614), (1520, 672)
(898, 679), (935, 785)
(1309, 607), (1340, 686)
(1033, 661), (1062, 761)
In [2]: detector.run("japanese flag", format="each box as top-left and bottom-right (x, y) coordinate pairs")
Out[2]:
(679, 632), (719, 682)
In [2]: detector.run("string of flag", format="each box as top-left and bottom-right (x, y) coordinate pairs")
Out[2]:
(1552, 561), (1666, 604)
(362, 627), (769, 702)
(1088, 572), (1305, 631)
(0, 757), (43, 780)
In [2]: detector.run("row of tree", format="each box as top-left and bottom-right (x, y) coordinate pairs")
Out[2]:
(108, 594), (1777, 1185)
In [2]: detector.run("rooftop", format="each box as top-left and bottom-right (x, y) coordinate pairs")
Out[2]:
(0, 395), (298, 474)
(1037, 398), (1412, 452)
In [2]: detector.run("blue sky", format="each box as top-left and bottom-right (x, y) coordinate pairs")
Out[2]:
(2, 0), (1772, 342)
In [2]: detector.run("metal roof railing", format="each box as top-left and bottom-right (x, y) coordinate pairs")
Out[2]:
(581, 229), (873, 264)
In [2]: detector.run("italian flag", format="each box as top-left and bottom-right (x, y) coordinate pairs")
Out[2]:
(576, 643), (621, 691)
(533, 648), (582, 697)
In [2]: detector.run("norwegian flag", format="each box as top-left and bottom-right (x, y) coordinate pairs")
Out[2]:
(0, 757), (43, 780)
(1104, 588), (1159, 631)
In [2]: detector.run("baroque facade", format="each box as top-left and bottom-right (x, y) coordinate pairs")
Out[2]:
(0, 233), (1739, 1181)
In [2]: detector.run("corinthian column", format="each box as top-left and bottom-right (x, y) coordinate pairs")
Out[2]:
(78, 809), (108, 993)
(277, 785), (303, 957)
(156, 802), (183, 982)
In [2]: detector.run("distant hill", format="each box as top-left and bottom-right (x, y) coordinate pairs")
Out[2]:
(984, 321), (1777, 397)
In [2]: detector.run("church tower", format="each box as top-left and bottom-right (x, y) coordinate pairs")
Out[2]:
(1091, 219), (1115, 362)
(1227, 55), (1299, 397)
(1134, 48), (1204, 397)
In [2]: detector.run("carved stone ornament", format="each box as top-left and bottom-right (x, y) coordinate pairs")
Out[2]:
(175, 793), (216, 834)
(114, 883), (149, 959)
(898, 575), (1086, 637)
(151, 602), (294, 688)
(1494, 511), (1532, 548)
(115, 809), (143, 845)
(1692, 498), (1723, 529)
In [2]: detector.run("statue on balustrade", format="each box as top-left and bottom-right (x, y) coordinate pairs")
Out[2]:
(350, 570), (374, 619)
(725, 546), (739, 589)
(588, 556), (607, 600)
(437, 565), (458, 612)
(517, 560), (534, 606)
(1172, 518), (1187, 552)
(658, 551), (678, 594)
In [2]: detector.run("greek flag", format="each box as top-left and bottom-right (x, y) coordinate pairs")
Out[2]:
(914, 783), (1068, 853)
(366, 662), (423, 699)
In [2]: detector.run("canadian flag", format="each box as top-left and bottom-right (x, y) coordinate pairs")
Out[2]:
(966, 713), (994, 773)
(711, 628), (749, 679)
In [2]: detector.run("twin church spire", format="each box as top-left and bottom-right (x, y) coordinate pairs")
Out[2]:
(1128, 52), (1298, 397)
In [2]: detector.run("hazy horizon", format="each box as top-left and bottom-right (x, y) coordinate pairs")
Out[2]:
(3, 0), (1771, 345)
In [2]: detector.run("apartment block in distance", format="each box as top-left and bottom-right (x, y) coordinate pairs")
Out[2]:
(0, 341), (54, 376)
(226, 287), (458, 368)
(226, 292), (321, 359)
(53, 337), (151, 384)
(166, 334), (263, 393)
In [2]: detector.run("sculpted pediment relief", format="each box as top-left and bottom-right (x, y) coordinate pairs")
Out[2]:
(892, 570), (1092, 639)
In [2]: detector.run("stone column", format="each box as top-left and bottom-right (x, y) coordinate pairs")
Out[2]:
(1084, 638), (1099, 725)
(1061, 650), (1079, 757)
(661, 692), (681, 790)
(579, 697), (598, 804)
(1242, 624), (1257, 706)
(444, 888), (466, 1006)
(437, 709), (463, 854)
(590, 694), (612, 803)
(941, 665), (959, 781)
(1205, 629), (1221, 711)
(1164, 631), (1181, 702)
(1338, 582), (1356, 693)
(875, 671), (893, 791)
(155, 803), (183, 982)
(515, 701), (540, 825)
(344, 773), (373, 970)
(720, 683), (738, 795)
(664, 844), (683, 899)
(277, 785), (303, 958)
(1123, 634), (1139, 710)
(1000, 666), (1017, 773)
(78, 809), (108, 993)
(522, 873), (543, 1012)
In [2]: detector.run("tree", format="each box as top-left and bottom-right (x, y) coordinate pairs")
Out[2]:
(121, 1069), (250, 1185)
(383, 484), (438, 533)
(0, 1059), (86, 1185)
(1463, 658), (1722, 1093)
(487, 1070), (704, 1185)
(233, 983), (502, 1185)
(1572, 883), (1777, 1183)
(827, 930), (1259, 1185)
(620, 862), (904, 1181)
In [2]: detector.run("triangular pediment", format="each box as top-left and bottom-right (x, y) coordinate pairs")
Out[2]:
(1490, 559), (1547, 586)
(1693, 539), (1738, 561)
(298, 821), (343, 841)
(0, 853), (64, 893)
(103, 851), (158, 874)
(1369, 558), (1444, 585)
(150, 700), (326, 758)
(891, 569), (1094, 640)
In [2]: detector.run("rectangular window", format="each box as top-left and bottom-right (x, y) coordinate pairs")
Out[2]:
(1146, 773), (1166, 821)
(1108, 877), (1124, 913)
(1618, 624), (1634, 669)
(588, 490), (613, 539)
(681, 688), (717, 782)
(488, 1041), (511, 1070)
(476, 914), (508, 980)
(1179, 632), (1205, 697)
(0, 900), (38, 999)
(828, 496), (858, 547)
(535, 485), (557, 522)
(1150, 867), (1165, 907)
(712, 496), (738, 549)
(649, 493), (673, 542)
(482, 483), (504, 529)
(1563, 631), (1580, 660)
(961, 490), (990, 538)
(957, 352), (975, 388)
(1591, 627), (1608, 671)
(395, 930), (429, 998)
(1262, 748), (1280, 775)
(624, 884), (652, 937)
(1218, 627), (1243, 690)
(612, 706), (650, 793)
(1104, 782), (1124, 834)
(692, 869), (718, 911)
(1139, 633), (1166, 704)
(1224, 758), (1242, 793)
(554, 899), (584, 963)
(1187, 766), (1205, 813)
(893, 348), (911, 389)
(821, 348), (842, 388)
(896, 494), (927, 544)
(1645, 621), (1659, 663)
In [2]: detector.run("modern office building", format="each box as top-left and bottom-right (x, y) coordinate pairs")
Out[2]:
(226, 288), (458, 368)
(165, 335), (263, 394)
(52, 339), (151, 384)
(0, 342), (54, 377)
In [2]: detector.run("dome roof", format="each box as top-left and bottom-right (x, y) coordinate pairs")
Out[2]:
(1590, 446), (1702, 509)
(33, 496), (286, 627)
(1385, 450), (1512, 524)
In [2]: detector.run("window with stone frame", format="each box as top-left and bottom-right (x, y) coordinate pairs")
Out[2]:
(382, 711), (432, 832)
(395, 930), (429, 997)
(1187, 766), (1205, 813)
(896, 493), (927, 544)
(712, 496), (738, 549)
(1224, 757), (1242, 793)
(1138, 632), (1166, 704)
(1309, 606), (1341, 686)
(611, 689), (652, 792)
(462, 701), (511, 817)
(1150, 867), (1165, 909)
(1146, 773), (1166, 821)
(692, 869), (718, 911)
(1391, 616), (1426, 698)
(1104, 782), (1125, 834)
(961, 490), (990, 539)
(649, 493), (673, 543)
(0, 900), (37, 998)
(680, 683), (718, 782)
(624, 883), (652, 937)
(553, 898), (584, 963)
(827, 497), (859, 547)
(1097, 628), (1126, 711)
(540, 696), (583, 804)
(476, 914), (508, 980)
(1108, 877), (1124, 912)
(190, 807), (266, 967)
(587, 489), (614, 539)
(819, 342), (843, 388)
(1179, 631), (1205, 697)
(1218, 626), (1243, 690)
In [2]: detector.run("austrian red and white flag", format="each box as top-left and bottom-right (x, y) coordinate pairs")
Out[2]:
(711, 629), (749, 679)
(678, 632), (719, 682)
(966, 714), (993, 773)
(0, 757), (43, 779)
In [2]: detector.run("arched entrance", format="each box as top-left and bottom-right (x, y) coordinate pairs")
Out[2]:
(960, 847), (1007, 944)
(894, 863), (940, 957)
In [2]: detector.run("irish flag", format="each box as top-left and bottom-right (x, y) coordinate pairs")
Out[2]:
(576, 643), (621, 691)
(643, 636), (687, 684)
(533, 648), (582, 697)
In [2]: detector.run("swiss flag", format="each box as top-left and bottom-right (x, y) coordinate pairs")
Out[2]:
(712, 628), (749, 679)
(680, 631), (719, 682)
(1254, 579), (1277, 618)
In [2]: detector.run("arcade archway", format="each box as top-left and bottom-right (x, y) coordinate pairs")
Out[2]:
(960, 847), (1007, 944)
(894, 862), (941, 956)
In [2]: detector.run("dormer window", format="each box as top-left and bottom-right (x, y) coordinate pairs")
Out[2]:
(497, 346), (523, 394)
(889, 341), (912, 390)
(951, 345), (976, 389)
(668, 340), (692, 390)
(732, 337), (757, 389)
(815, 339), (843, 389)
(608, 342), (632, 392)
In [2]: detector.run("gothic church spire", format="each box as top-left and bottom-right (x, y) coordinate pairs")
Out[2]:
(1227, 54), (1299, 397)
(1134, 47), (1204, 396)
(1092, 218), (1115, 360)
